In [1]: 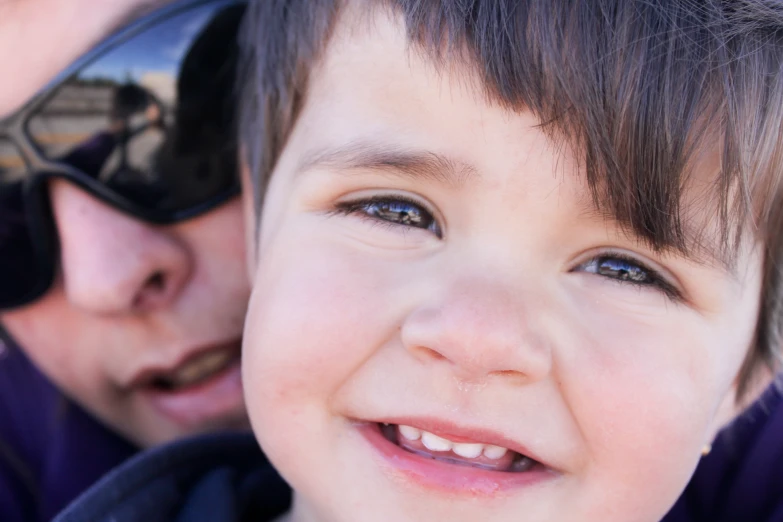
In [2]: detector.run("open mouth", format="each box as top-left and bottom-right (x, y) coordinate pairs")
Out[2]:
(147, 346), (240, 393)
(136, 341), (245, 428)
(378, 422), (539, 473)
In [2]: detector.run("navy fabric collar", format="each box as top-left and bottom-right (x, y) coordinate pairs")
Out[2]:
(53, 432), (291, 522)
(664, 383), (783, 522)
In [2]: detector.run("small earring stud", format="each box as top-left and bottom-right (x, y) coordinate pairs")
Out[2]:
(701, 444), (712, 457)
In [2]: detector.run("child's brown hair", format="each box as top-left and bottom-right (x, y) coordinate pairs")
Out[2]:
(237, 0), (783, 398)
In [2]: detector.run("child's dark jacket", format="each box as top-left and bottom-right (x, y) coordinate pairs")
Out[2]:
(52, 432), (291, 522)
(664, 383), (783, 522)
(52, 384), (783, 522)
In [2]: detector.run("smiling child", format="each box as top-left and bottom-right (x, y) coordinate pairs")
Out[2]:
(54, 1), (783, 521)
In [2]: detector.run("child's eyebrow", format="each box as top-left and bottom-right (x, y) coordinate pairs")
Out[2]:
(296, 141), (479, 189)
(576, 204), (738, 276)
(296, 140), (738, 276)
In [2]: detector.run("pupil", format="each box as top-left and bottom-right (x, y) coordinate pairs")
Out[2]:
(597, 258), (648, 283)
(373, 202), (424, 227)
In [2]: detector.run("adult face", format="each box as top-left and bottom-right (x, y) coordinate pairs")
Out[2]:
(0, 0), (250, 447)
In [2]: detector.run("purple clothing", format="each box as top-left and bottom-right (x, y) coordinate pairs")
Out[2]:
(59, 131), (118, 179)
(0, 337), (137, 522)
(664, 383), (783, 522)
(51, 384), (783, 522)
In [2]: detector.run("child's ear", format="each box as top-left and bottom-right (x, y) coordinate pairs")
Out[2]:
(707, 366), (774, 441)
(707, 386), (739, 442)
(239, 147), (258, 284)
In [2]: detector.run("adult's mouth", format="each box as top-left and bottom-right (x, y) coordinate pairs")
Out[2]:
(146, 345), (239, 391)
(132, 339), (245, 428)
(358, 418), (558, 495)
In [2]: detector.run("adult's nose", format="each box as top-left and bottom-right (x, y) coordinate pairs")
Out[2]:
(50, 180), (191, 314)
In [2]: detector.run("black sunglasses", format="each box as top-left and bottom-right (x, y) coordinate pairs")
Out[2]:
(0, 0), (247, 310)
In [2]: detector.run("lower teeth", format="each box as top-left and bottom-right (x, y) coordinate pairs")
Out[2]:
(409, 449), (502, 471)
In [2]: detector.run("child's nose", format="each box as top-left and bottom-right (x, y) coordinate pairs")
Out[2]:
(400, 275), (552, 384)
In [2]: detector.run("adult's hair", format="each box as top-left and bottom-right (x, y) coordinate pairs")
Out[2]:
(237, 0), (783, 398)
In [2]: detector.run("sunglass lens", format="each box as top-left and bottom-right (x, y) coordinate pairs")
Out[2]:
(28, 2), (244, 216)
(0, 141), (50, 307)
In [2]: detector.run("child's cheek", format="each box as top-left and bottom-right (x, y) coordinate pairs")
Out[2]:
(242, 225), (393, 423)
(559, 303), (723, 511)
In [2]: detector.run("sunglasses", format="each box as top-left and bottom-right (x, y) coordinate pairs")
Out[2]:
(0, 0), (247, 310)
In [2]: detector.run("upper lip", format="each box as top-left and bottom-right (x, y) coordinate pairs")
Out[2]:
(125, 337), (241, 389)
(366, 415), (558, 471)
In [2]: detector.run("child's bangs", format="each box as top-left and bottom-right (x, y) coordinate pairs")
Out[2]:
(238, 0), (783, 391)
(240, 0), (783, 262)
(383, 0), (783, 267)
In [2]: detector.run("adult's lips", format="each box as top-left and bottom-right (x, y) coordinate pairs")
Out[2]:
(150, 348), (238, 391)
(131, 339), (246, 428)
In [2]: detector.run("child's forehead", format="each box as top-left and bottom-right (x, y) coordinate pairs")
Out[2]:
(297, 6), (750, 275)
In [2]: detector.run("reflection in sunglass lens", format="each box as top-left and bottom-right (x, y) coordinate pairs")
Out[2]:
(0, 2), (246, 310)
(28, 3), (244, 214)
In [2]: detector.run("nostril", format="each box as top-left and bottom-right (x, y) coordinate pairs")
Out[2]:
(146, 271), (165, 291)
(411, 345), (448, 363)
(131, 271), (168, 310)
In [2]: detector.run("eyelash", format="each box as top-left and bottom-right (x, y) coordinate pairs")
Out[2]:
(575, 253), (682, 300)
(330, 196), (681, 300)
(332, 195), (442, 238)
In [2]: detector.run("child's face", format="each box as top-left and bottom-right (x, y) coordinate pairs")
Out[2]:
(242, 9), (762, 522)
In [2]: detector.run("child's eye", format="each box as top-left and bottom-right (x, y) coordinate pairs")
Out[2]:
(334, 195), (442, 238)
(576, 254), (682, 300)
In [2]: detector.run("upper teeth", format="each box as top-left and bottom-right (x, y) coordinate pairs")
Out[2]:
(398, 424), (509, 460)
(168, 350), (234, 387)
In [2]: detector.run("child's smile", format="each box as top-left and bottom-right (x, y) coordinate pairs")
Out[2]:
(361, 420), (555, 494)
(241, 5), (763, 522)
(383, 422), (534, 472)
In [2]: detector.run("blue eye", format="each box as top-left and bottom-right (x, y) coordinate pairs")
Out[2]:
(579, 254), (681, 299)
(593, 257), (652, 284)
(336, 196), (442, 237)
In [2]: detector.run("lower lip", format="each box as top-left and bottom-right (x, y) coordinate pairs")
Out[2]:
(141, 356), (245, 429)
(358, 422), (557, 497)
